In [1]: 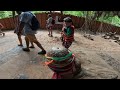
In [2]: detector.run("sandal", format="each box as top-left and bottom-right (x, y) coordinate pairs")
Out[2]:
(38, 50), (46, 55)
(22, 48), (30, 52)
(50, 35), (53, 37)
(18, 44), (23, 46)
(29, 46), (35, 48)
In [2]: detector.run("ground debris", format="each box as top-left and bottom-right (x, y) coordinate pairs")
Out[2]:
(83, 34), (94, 41)
(102, 32), (119, 40)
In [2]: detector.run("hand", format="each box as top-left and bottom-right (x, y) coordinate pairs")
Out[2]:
(18, 31), (21, 36)
(14, 29), (16, 33)
(14, 27), (18, 33)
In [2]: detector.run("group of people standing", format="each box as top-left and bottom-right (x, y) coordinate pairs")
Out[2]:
(14, 11), (75, 55)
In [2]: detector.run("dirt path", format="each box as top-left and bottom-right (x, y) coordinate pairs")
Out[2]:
(0, 30), (120, 79)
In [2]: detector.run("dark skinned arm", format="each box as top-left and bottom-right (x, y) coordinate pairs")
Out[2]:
(18, 22), (25, 35)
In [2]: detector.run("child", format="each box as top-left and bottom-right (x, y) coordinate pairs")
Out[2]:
(0, 23), (5, 36)
(46, 14), (54, 37)
(61, 17), (75, 49)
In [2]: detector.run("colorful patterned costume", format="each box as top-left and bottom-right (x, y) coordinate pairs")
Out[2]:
(61, 25), (75, 49)
(45, 47), (81, 79)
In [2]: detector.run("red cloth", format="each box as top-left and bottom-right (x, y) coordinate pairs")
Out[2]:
(61, 25), (75, 42)
(47, 26), (53, 30)
(52, 73), (62, 79)
(50, 56), (76, 79)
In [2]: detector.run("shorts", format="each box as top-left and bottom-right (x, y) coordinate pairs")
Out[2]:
(48, 26), (53, 30)
(26, 34), (38, 42)
(46, 24), (53, 30)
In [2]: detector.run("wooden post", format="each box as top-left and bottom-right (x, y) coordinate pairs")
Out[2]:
(12, 11), (16, 28)
(61, 11), (63, 14)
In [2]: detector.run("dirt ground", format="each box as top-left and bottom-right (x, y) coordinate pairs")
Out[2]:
(0, 29), (120, 79)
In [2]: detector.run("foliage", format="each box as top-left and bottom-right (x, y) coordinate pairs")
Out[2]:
(0, 11), (12, 19)
(0, 11), (49, 19)
(0, 11), (120, 27)
(31, 11), (50, 14)
(63, 11), (120, 27)
(63, 11), (84, 17)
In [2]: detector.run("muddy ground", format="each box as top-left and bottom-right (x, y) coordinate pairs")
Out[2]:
(0, 29), (120, 79)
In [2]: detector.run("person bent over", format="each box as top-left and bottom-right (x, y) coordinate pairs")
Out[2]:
(17, 11), (46, 54)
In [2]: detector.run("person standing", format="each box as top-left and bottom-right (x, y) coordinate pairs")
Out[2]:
(46, 14), (55, 37)
(14, 11), (35, 48)
(17, 11), (46, 54)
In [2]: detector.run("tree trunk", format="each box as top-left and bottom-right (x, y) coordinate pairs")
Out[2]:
(98, 22), (103, 34)
(12, 11), (16, 28)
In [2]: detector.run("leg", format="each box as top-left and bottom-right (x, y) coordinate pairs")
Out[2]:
(27, 34), (46, 54)
(48, 29), (50, 36)
(62, 40), (65, 47)
(2, 33), (5, 36)
(60, 36), (64, 42)
(48, 26), (50, 36)
(0, 30), (5, 36)
(64, 41), (72, 49)
(34, 41), (46, 51)
(22, 36), (30, 52)
(0, 30), (4, 36)
(17, 34), (23, 46)
(50, 30), (52, 37)
(25, 36), (29, 49)
(50, 26), (53, 37)
(29, 42), (35, 48)
(60, 32), (64, 41)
